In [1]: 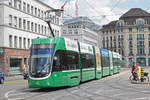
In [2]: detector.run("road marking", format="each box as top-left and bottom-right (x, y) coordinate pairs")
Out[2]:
(5, 90), (15, 99)
(5, 80), (28, 84)
(8, 93), (27, 96)
(4, 89), (31, 100)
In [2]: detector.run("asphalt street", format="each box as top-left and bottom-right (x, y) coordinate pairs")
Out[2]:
(1, 68), (150, 100)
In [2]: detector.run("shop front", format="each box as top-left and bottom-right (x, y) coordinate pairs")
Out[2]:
(136, 57), (146, 66)
(0, 48), (30, 76)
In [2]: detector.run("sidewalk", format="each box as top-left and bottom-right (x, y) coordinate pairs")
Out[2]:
(5, 75), (24, 81)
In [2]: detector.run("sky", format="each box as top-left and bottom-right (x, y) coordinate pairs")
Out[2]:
(42, 0), (150, 25)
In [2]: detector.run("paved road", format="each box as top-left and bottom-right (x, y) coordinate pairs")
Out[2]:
(1, 68), (150, 100)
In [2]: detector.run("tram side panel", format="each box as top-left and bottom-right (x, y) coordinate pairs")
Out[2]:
(62, 38), (81, 86)
(109, 51), (114, 75)
(94, 47), (102, 79)
(101, 48), (110, 77)
(117, 53), (122, 73)
(112, 52), (119, 74)
(79, 42), (95, 82)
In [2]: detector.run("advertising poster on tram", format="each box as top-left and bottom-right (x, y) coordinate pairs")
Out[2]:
(95, 47), (101, 70)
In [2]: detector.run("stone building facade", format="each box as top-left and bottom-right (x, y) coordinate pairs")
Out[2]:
(100, 8), (150, 67)
(62, 17), (101, 47)
(0, 0), (61, 75)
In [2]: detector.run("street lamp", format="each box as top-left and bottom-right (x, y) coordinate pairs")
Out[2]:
(45, 9), (63, 37)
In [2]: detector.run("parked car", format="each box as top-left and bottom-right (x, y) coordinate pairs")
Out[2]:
(23, 71), (29, 80)
(0, 68), (4, 84)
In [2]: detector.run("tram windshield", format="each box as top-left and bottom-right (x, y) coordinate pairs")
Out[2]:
(29, 44), (55, 78)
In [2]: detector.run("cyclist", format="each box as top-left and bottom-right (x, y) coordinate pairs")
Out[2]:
(131, 62), (137, 81)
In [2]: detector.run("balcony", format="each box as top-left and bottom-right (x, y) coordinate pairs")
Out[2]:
(136, 53), (146, 56)
(128, 53), (134, 56)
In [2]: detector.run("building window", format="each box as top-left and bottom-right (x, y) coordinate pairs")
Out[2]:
(137, 34), (144, 40)
(41, 11), (44, 19)
(38, 24), (40, 34)
(137, 27), (144, 32)
(129, 48), (133, 56)
(74, 29), (78, 34)
(38, 9), (40, 17)
(28, 39), (30, 48)
(137, 41), (144, 47)
(35, 23), (37, 33)
(45, 26), (46, 35)
(136, 18), (145, 26)
(129, 41), (133, 47)
(118, 35), (120, 41)
(35, 7), (37, 16)
(69, 30), (72, 34)
(113, 36), (116, 41)
(19, 37), (22, 48)
(23, 38), (26, 49)
(9, 35), (13, 47)
(31, 6), (33, 15)
(27, 21), (30, 30)
(18, 0), (21, 10)
(56, 18), (59, 25)
(23, 2), (26, 12)
(44, 12), (46, 19)
(14, 0), (17, 8)
(129, 28), (132, 32)
(129, 34), (132, 40)
(137, 48), (145, 55)
(9, 0), (12, 6)
(41, 25), (43, 34)
(148, 28), (150, 32)
(14, 36), (17, 48)
(63, 30), (66, 34)
(9, 15), (12, 25)
(14, 16), (17, 27)
(19, 18), (22, 28)
(31, 22), (33, 32)
(27, 4), (30, 13)
(23, 20), (26, 30)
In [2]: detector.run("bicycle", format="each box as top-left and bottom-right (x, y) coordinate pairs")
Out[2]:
(129, 72), (149, 83)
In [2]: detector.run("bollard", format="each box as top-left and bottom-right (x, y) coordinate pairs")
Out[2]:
(141, 67), (144, 82)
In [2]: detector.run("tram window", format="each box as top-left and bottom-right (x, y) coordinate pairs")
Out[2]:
(113, 58), (120, 66)
(81, 53), (95, 69)
(52, 54), (61, 72)
(52, 50), (80, 72)
(101, 56), (109, 67)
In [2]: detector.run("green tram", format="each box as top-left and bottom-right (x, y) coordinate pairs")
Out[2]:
(28, 37), (121, 88)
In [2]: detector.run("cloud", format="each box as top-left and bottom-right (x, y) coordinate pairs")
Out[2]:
(42, 0), (128, 25)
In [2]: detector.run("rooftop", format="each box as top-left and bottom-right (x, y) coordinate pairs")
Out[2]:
(120, 8), (150, 19)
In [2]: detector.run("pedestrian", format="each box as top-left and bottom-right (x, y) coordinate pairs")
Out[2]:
(136, 63), (141, 81)
(131, 62), (137, 81)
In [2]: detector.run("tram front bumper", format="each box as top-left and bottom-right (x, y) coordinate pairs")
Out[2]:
(28, 78), (52, 88)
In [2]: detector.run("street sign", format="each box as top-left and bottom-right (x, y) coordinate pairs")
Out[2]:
(0, 48), (3, 54)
